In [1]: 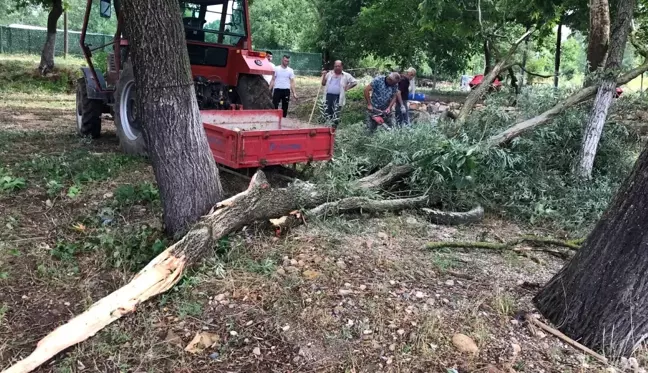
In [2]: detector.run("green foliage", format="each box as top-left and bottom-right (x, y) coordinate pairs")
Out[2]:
(96, 224), (167, 270)
(19, 150), (141, 197)
(331, 87), (643, 233)
(0, 168), (26, 192)
(0, 57), (80, 94)
(114, 182), (160, 206)
(249, 0), (316, 50)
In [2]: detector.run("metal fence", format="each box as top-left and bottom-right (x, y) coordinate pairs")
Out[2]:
(263, 49), (322, 74)
(0, 25), (323, 73)
(0, 25), (111, 56)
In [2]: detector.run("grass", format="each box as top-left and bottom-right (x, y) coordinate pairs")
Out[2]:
(0, 52), (641, 372)
(0, 54), (84, 94)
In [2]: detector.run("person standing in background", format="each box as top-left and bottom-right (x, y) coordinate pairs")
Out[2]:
(263, 51), (275, 85)
(396, 67), (416, 126)
(321, 60), (358, 128)
(269, 55), (298, 117)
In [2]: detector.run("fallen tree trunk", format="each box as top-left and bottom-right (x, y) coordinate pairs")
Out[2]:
(487, 59), (648, 146)
(456, 28), (536, 125)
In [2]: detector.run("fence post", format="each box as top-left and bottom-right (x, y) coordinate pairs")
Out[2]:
(64, 11), (68, 58)
(0, 27), (3, 54)
(27, 29), (31, 54)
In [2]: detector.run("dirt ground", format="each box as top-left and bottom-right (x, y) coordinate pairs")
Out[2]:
(0, 81), (615, 373)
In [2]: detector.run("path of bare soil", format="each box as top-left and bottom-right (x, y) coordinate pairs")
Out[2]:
(0, 89), (613, 373)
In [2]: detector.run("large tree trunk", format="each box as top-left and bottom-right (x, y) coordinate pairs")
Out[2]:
(534, 143), (648, 356)
(38, 0), (63, 75)
(121, 0), (223, 235)
(554, 15), (563, 88)
(586, 0), (611, 76)
(575, 0), (635, 179)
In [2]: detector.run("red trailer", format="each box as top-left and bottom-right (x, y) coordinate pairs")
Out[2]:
(201, 110), (334, 168)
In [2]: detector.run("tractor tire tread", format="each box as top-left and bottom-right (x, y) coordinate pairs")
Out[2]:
(236, 74), (274, 110)
(76, 77), (102, 138)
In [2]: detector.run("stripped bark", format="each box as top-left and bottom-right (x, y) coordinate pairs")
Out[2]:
(456, 28), (536, 124)
(486, 59), (648, 147)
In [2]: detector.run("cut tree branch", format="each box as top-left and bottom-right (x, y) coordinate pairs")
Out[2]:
(487, 58), (648, 146)
(456, 27), (536, 124)
(425, 235), (582, 260)
(354, 163), (414, 190)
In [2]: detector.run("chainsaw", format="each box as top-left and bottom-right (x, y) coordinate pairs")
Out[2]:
(368, 108), (393, 131)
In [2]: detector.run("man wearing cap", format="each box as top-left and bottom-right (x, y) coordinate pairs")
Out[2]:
(321, 60), (358, 129)
(364, 72), (401, 132)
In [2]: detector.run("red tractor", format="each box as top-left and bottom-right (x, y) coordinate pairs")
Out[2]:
(76, 0), (333, 168)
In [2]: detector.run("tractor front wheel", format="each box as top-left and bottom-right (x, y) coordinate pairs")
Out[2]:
(114, 63), (147, 156)
(236, 74), (274, 109)
(75, 77), (102, 138)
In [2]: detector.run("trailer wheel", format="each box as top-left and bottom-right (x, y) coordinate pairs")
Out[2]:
(114, 63), (147, 156)
(75, 78), (102, 138)
(236, 74), (274, 109)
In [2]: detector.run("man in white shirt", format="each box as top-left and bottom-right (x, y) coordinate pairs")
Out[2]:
(321, 60), (357, 128)
(263, 51), (275, 85)
(269, 55), (298, 117)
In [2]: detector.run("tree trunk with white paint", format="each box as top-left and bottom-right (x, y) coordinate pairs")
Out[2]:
(38, 0), (63, 75)
(575, 0), (635, 179)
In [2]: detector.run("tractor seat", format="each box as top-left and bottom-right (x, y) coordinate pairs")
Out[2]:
(183, 17), (206, 42)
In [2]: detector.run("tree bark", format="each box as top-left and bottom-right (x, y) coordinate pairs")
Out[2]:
(554, 15), (563, 88)
(586, 0), (610, 75)
(456, 28), (535, 125)
(487, 58), (648, 146)
(484, 40), (493, 75)
(520, 28), (530, 87)
(534, 143), (648, 356)
(38, 0), (63, 75)
(575, 0), (635, 179)
(121, 0), (223, 236)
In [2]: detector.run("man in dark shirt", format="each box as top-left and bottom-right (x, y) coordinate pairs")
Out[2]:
(396, 68), (416, 126)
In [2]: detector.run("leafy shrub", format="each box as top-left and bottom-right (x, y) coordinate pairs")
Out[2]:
(328, 87), (644, 234)
(0, 168), (26, 192)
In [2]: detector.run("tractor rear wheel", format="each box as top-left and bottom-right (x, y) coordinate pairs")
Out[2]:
(114, 63), (147, 156)
(236, 74), (274, 109)
(75, 77), (102, 138)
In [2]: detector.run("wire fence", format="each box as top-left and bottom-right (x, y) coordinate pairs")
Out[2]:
(0, 25), (323, 73)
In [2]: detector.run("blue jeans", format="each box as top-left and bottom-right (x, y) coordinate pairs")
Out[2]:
(396, 101), (410, 126)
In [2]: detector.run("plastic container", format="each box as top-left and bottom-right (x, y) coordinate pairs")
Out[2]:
(408, 92), (425, 101)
